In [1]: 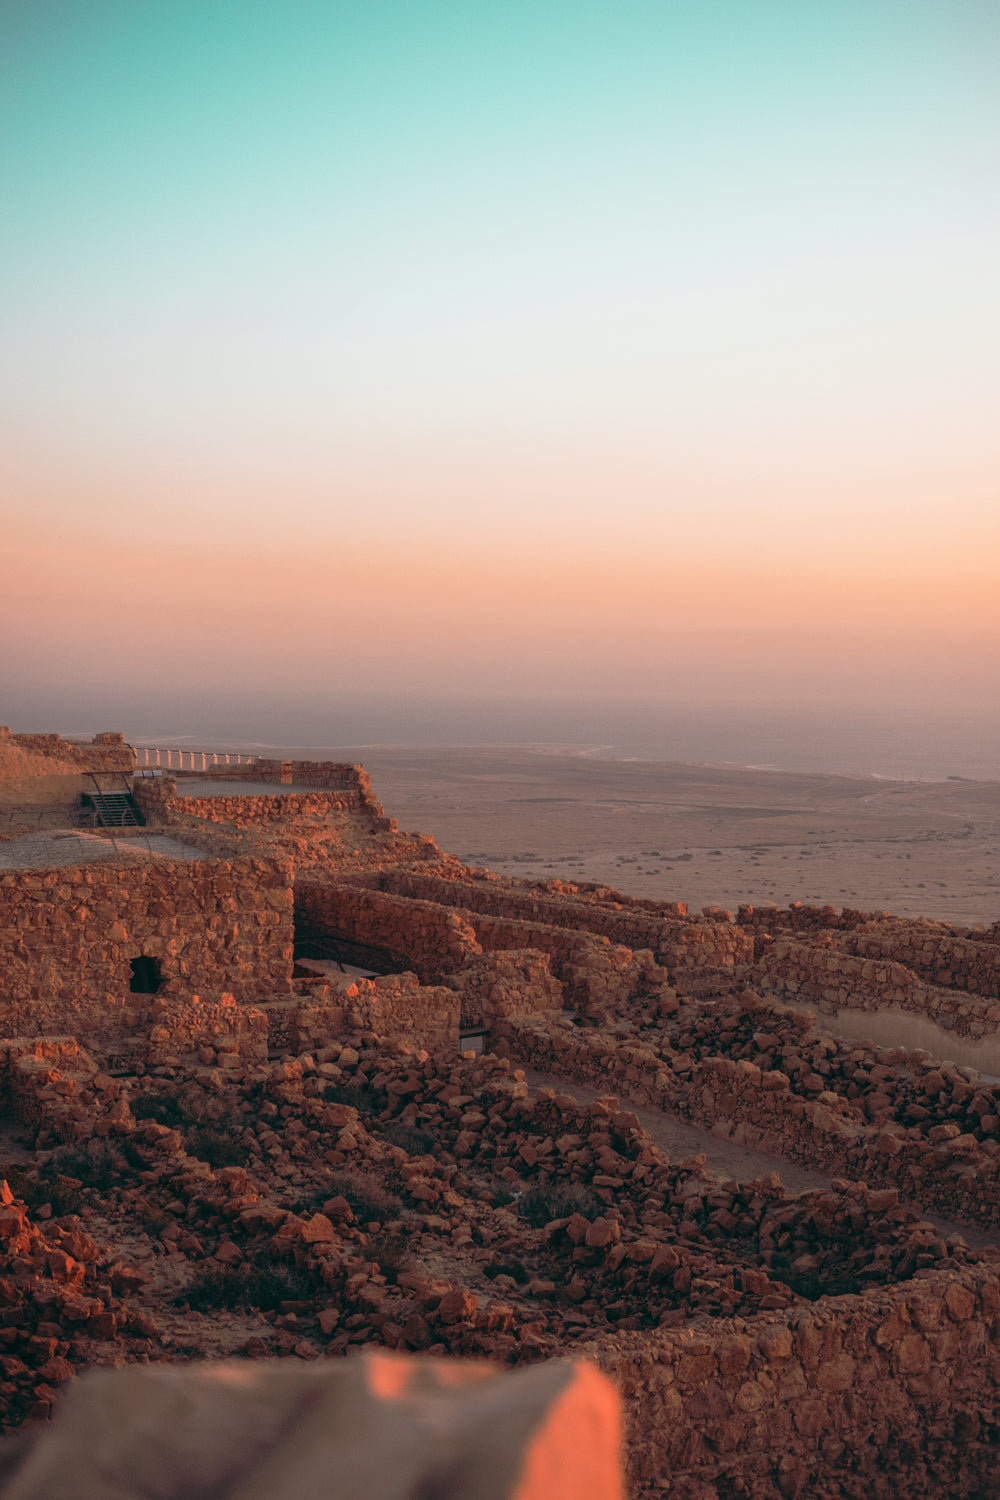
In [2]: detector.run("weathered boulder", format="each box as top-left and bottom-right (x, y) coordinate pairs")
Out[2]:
(0, 1353), (622, 1500)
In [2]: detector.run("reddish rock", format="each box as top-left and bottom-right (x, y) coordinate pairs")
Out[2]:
(437, 1289), (478, 1325)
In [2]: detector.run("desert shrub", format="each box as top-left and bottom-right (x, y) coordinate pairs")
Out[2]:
(138, 1205), (172, 1235)
(0, 1164), (83, 1218)
(368, 1229), (410, 1283)
(177, 1262), (322, 1314)
(517, 1182), (604, 1228)
(324, 1170), (402, 1223)
(130, 1092), (185, 1127)
(488, 1181), (520, 1208)
(42, 1141), (134, 1192)
(186, 1126), (249, 1168)
(381, 1121), (436, 1156)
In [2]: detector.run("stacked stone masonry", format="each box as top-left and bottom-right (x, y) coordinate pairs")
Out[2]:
(0, 851), (294, 1038)
(7, 731), (1000, 1496)
(495, 994), (1000, 1233)
(739, 903), (1000, 1012)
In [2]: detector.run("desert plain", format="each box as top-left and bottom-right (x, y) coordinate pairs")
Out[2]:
(314, 747), (1000, 930)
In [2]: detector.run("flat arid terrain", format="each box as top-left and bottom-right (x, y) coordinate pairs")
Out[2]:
(322, 747), (1000, 929)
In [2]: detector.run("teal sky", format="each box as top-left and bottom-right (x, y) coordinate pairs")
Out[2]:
(3, 1), (999, 721)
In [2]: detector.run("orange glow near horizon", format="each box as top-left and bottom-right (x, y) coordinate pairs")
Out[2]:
(6, 511), (998, 710)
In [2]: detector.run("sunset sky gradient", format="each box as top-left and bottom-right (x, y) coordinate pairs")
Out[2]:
(3, 1), (999, 749)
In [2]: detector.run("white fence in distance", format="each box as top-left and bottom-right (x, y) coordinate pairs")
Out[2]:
(132, 748), (256, 771)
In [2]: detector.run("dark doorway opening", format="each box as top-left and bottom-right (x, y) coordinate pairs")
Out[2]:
(129, 956), (162, 994)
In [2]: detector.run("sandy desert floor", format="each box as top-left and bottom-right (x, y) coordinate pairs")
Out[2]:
(319, 747), (1000, 930)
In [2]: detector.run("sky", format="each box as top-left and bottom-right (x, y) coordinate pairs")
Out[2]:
(3, 0), (999, 747)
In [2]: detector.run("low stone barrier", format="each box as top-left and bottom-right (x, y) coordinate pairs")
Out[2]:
(382, 870), (694, 950)
(755, 937), (1000, 1039)
(739, 904), (1000, 1008)
(495, 1008), (1000, 1232)
(593, 1267), (1000, 1498)
(261, 975), (460, 1054)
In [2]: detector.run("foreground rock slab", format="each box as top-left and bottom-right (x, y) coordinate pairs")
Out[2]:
(0, 1352), (622, 1500)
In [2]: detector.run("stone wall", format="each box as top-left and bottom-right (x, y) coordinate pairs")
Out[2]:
(754, 937), (1000, 1039)
(294, 883), (482, 982)
(467, 913), (671, 1021)
(0, 852), (294, 1040)
(592, 1265), (1000, 1498)
(737, 902), (881, 936)
(295, 882), (677, 1022)
(133, 776), (400, 842)
(251, 759), (374, 792)
(495, 1002), (1000, 1232)
(850, 922), (1000, 1002)
(738, 903), (1000, 1005)
(446, 950), (565, 1030)
(143, 995), (270, 1069)
(167, 790), (364, 824)
(380, 871), (745, 969)
(261, 973), (459, 1053)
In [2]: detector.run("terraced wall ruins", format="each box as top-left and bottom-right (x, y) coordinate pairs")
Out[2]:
(497, 995), (1000, 1232)
(739, 903), (1000, 1004)
(7, 733), (1000, 1496)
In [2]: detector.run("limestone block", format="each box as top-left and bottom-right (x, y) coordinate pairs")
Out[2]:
(0, 1354), (622, 1500)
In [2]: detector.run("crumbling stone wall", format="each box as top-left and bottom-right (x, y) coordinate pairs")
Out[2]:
(294, 883), (681, 1022)
(261, 974), (460, 1054)
(249, 759), (375, 793)
(133, 776), (400, 843)
(850, 922), (1000, 1001)
(143, 995), (270, 1069)
(167, 790), (364, 824)
(737, 902), (880, 936)
(0, 852), (294, 1038)
(755, 937), (1000, 1038)
(467, 913), (662, 1014)
(380, 871), (741, 966)
(496, 1005), (1000, 1232)
(739, 903), (1000, 1005)
(446, 950), (564, 1030)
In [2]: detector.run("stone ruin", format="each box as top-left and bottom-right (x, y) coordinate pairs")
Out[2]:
(1, 728), (1000, 1496)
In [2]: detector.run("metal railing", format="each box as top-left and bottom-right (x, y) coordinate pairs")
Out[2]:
(132, 747), (256, 771)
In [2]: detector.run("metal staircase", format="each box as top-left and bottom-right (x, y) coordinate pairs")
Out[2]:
(81, 773), (145, 828)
